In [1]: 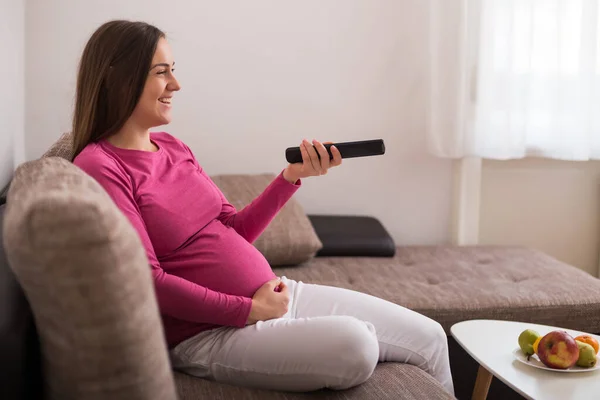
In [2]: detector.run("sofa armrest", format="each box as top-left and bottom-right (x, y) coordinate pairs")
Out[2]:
(3, 158), (177, 400)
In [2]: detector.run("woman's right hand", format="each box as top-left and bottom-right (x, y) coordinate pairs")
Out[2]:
(246, 278), (290, 325)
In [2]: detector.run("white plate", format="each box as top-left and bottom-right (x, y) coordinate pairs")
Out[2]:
(513, 348), (600, 373)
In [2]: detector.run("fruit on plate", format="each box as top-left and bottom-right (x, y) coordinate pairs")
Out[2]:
(576, 341), (597, 368)
(537, 330), (580, 369)
(574, 335), (599, 355)
(518, 329), (541, 356)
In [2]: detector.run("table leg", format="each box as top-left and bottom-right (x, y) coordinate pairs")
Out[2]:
(471, 365), (493, 400)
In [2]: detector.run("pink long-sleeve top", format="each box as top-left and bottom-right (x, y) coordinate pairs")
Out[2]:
(74, 132), (300, 348)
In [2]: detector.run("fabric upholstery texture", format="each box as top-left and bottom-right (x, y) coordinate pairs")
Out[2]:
(42, 131), (74, 160)
(0, 204), (43, 399)
(275, 245), (600, 335)
(211, 173), (323, 266)
(174, 363), (455, 400)
(2, 157), (177, 400)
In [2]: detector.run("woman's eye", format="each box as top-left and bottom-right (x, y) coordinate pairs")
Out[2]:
(157, 70), (167, 75)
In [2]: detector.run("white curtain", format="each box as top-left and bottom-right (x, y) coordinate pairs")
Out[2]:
(428, 0), (600, 160)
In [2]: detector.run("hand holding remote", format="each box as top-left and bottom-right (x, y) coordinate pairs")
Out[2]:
(285, 139), (385, 164)
(282, 139), (343, 183)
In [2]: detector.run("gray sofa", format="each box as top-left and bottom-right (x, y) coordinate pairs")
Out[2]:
(3, 133), (600, 400)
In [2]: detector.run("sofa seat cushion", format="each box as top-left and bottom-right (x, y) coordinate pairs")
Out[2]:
(174, 362), (455, 400)
(276, 246), (600, 335)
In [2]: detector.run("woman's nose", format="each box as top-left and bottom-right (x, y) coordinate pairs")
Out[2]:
(169, 76), (181, 91)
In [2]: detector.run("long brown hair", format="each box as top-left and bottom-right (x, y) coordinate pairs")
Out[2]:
(71, 20), (164, 159)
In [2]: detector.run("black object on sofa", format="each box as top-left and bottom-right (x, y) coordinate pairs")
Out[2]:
(308, 215), (396, 257)
(0, 204), (44, 400)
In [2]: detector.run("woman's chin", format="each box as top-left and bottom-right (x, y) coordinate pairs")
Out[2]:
(154, 115), (172, 126)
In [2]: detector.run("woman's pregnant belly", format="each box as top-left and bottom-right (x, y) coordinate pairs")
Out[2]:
(158, 219), (277, 298)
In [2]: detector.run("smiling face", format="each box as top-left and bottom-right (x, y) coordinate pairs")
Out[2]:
(129, 37), (181, 129)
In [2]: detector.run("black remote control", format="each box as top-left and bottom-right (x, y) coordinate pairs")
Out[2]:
(285, 139), (385, 164)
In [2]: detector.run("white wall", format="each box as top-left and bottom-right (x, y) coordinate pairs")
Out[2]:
(25, 0), (454, 245)
(0, 0), (25, 188)
(480, 159), (600, 276)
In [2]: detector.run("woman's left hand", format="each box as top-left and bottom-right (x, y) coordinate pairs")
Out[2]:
(282, 139), (343, 183)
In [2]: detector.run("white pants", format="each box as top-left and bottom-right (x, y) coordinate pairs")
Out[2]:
(170, 277), (454, 395)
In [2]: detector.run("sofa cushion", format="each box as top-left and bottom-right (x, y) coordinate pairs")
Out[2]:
(275, 246), (600, 335)
(308, 215), (396, 257)
(2, 157), (177, 400)
(174, 362), (455, 400)
(210, 173), (322, 266)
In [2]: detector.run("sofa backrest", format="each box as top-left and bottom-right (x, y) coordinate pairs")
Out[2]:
(42, 132), (74, 161)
